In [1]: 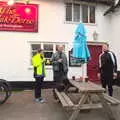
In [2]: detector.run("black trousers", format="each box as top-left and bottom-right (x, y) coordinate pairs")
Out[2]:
(53, 71), (70, 92)
(101, 72), (113, 96)
(35, 77), (44, 98)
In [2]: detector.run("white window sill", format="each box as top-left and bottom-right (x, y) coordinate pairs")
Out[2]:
(28, 66), (52, 70)
(64, 21), (97, 26)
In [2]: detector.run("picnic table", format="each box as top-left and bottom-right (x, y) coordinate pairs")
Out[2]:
(55, 79), (120, 120)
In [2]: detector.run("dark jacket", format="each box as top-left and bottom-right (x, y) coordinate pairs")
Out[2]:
(99, 51), (117, 74)
(51, 51), (68, 73)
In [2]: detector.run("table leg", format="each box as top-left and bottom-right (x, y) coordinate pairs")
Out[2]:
(64, 85), (70, 93)
(98, 93), (115, 120)
(69, 93), (88, 120)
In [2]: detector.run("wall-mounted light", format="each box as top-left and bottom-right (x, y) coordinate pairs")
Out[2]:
(7, 0), (15, 6)
(25, 0), (31, 4)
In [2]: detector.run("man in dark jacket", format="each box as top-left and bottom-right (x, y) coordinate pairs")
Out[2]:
(52, 45), (69, 92)
(98, 43), (117, 96)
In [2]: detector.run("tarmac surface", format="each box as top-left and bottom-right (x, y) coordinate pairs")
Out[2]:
(0, 86), (120, 120)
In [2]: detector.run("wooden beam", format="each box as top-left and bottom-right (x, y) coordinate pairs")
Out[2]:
(55, 89), (69, 107)
(73, 103), (102, 110)
(61, 92), (74, 107)
(98, 93), (115, 120)
(103, 93), (120, 105)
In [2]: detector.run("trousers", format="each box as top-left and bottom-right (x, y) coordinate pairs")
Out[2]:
(35, 77), (44, 98)
(54, 71), (70, 91)
(101, 72), (113, 96)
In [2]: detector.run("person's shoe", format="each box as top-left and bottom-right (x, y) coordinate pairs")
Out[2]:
(34, 98), (45, 103)
(39, 98), (45, 103)
(35, 98), (40, 102)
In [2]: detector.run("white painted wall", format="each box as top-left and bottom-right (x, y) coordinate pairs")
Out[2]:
(0, 0), (111, 81)
(95, 5), (112, 42)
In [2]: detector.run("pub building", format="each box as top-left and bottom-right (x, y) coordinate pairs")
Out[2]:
(0, 0), (119, 88)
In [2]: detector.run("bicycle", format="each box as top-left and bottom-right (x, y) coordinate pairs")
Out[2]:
(0, 79), (12, 105)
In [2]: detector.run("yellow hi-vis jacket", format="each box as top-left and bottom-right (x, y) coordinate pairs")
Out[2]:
(32, 53), (46, 77)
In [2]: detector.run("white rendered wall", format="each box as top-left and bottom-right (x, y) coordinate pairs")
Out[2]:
(0, 0), (111, 81)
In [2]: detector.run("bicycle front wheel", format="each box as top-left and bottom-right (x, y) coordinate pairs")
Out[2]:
(0, 83), (9, 104)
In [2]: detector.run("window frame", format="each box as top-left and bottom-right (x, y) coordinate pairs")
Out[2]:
(29, 42), (68, 68)
(65, 2), (96, 24)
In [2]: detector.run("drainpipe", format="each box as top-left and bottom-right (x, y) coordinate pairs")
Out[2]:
(104, 0), (120, 16)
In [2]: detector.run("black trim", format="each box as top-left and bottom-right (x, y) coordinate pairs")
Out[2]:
(104, 0), (120, 15)
(9, 81), (57, 90)
(76, 0), (114, 5)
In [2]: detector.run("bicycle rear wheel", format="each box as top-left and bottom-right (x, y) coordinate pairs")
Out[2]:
(0, 83), (9, 104)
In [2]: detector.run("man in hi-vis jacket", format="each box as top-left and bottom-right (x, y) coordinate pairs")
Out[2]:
(32, 49), (46, 103)
(98, 43), (117, 96)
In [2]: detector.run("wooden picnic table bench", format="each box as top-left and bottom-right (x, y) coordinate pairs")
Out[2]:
(55, 89), (74, 108)
(55, 79), (120, 120)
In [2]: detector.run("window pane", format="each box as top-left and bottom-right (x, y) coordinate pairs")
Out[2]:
(73, 4), (80, 22)
(32, 51), (37, 56)
(43, 44), (53, 51)
(66, 3), (72, 21)
(82, 5), (88, 23)
(90, 6), (95, 23)
(44, 52), (53, 58)
(45, 58), (52, 65)
(31, 44), (41, 51)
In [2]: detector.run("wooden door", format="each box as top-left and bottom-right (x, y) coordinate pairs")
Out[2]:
(87, 45), (102, 83)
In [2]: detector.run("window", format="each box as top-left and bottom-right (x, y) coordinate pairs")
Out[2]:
(90, 6), (95, 23)
(82, 5), (88, 23)
(65, 3), (95, 23)
(66, 3), (72, 21)
(73, 4), (80, 22)
(43, 44), (53, 65)
(31, 44), (41, 56)
(31, 43), (67, 66)
(43, 44), (53, 58)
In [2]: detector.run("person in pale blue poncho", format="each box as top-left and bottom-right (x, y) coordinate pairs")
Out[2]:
(72, 23), (90, 63)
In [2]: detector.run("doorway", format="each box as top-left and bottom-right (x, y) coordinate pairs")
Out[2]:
(87, 44), (102, 83)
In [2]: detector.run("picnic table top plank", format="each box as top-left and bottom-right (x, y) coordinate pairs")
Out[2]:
(69, 79), (105, 93)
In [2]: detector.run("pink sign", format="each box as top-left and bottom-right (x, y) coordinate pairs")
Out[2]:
(0, 1), (38, 32)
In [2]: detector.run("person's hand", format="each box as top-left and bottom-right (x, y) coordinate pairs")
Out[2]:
(97, 73), (101, 80)
(58, 59), (63, 62)
(113, 73), (117, 79)
(43, 58), (46, 62)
